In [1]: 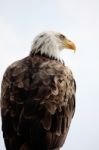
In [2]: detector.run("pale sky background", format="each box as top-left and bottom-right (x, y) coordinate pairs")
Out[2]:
(0, 0), (99, 150)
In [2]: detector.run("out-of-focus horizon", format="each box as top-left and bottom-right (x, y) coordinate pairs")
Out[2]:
(0, 0), (99, 149)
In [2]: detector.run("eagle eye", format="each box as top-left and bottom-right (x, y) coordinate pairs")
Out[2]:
(59, 34), (66, 40)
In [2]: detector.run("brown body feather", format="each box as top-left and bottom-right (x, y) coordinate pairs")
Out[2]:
(1, 54), (76, 150)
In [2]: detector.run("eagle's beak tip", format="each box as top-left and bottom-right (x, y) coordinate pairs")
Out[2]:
(69, 41), (76, 52)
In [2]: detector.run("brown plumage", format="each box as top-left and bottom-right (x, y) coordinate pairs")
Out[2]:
(1, 31), (76, 150)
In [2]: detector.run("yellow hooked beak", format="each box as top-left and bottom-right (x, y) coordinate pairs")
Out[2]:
(63, 38), (76, 52)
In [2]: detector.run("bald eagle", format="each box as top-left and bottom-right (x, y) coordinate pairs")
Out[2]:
(1, 31), (76, 150)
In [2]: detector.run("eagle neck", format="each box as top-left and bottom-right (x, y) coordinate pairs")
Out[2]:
(30, 51), (63, 63)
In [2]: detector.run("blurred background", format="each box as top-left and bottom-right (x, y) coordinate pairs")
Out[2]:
(0, 0), (99, 149)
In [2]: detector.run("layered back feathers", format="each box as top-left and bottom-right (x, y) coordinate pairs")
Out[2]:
(1, 55), (76, 150)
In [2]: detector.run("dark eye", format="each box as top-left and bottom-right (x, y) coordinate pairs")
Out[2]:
(59, 34), (66, 40)
(39, 34), (45, 38)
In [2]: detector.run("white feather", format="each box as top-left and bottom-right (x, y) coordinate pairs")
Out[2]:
(30, 31), (64, 60)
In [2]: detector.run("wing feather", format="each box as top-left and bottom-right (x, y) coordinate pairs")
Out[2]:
(1, 56), (76, 150)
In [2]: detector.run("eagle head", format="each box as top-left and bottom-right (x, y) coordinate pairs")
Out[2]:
(30, 31), (76, 60)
